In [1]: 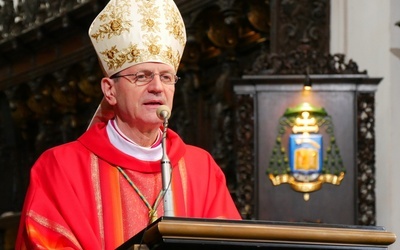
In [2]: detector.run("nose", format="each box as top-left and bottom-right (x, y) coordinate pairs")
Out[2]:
(152, 74), (164, 81)
(147, 74), (164, 92)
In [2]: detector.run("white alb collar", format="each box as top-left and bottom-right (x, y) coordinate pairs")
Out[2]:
(106, 119), (162, 161)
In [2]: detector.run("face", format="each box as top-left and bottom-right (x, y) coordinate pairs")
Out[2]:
(101, 62), (176, 131)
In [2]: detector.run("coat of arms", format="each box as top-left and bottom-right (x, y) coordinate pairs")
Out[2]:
(267, 102), (345, 201)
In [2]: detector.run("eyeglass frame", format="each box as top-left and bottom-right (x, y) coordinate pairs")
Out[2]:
(110, 70), (180, 86)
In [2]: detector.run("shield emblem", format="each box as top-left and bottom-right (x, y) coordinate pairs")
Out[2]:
(289, 134), (323, 182)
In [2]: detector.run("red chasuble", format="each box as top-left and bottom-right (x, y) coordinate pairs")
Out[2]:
(16, 122), (241, 249)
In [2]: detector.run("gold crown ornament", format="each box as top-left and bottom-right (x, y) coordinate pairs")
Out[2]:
(88, 0), (187, 77)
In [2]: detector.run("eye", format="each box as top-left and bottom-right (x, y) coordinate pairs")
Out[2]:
(160, 73), (174, 82)
(135, 71), (152, 81)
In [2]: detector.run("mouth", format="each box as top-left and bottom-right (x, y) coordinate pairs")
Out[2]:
(143, 100), (163, 107)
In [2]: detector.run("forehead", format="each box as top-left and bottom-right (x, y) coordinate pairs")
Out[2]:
(121, 62), (175, 74)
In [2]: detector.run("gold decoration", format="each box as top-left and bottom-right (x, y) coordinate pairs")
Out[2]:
(90, 0), (132, 42)
(268, 172), (345, 201)
(149, 209), (158, 223)
(267, 103), (346, 201)
(89, 0), (186, 76)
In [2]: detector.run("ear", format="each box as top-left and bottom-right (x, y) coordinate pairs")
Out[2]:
(101, 77), (117, 105)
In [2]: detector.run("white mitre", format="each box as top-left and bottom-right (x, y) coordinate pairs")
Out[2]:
(89, 0), (186, 76)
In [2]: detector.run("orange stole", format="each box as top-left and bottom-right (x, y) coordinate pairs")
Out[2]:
(96, 157), (188, 249)
(98, 162), (124, 248)
(171, 158), (188, 216)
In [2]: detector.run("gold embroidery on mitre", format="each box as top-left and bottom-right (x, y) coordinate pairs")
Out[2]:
(142, 34), (180, 68)
(137, 0), (161, 33)
(165, 1), (186, 47)
(163, 46), (180, 71)
(100, 45), (121, 71)
(125, 43), (142, 63)
(143, 34), (161, 56)
(100, 43), (141, 72)
(90, 0), (132, 42)
(92, 0), (186, 74)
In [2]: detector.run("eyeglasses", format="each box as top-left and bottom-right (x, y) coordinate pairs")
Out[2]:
(111, 70), (180, 86)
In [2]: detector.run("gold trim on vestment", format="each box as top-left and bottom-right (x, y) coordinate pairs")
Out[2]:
(178, 158), (188, 215)
(91, 153), (105, 249)
(27, 210), (82, 249)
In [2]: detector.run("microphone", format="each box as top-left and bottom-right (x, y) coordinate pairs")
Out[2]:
(156, 105), (171, 120)
(156, 105), (174, 217)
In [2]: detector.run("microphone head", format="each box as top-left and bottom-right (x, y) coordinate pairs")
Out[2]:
(156, 105), (171, 120)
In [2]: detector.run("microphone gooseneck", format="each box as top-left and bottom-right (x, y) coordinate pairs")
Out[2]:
(156, 105), (175, 217)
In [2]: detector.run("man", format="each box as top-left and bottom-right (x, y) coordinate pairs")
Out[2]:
(15, 0), (241, 249)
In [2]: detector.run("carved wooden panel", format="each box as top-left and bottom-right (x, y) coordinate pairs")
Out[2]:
(233, 76), (380, 226)
(234, 93), (255, 219)
(271, 0), (330, 54)
(0, 58), (103, 212)
(357, 93), (376, 226)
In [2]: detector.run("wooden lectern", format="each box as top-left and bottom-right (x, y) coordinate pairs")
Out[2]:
(117, 217), (396, 250)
